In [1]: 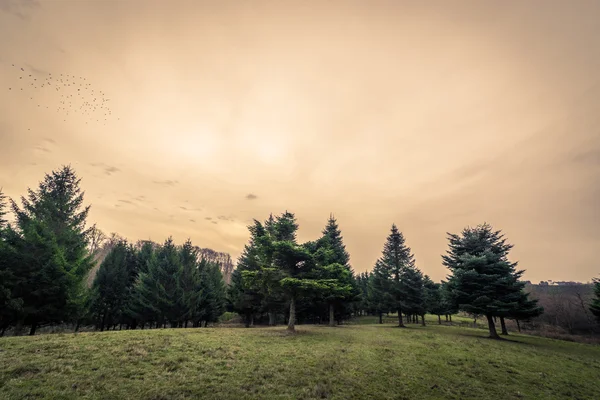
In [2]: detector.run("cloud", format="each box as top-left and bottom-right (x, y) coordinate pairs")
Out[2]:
(245, 193), (258, 200)
(104, 166), (120, 176)
(211, 221), (218, 225)
(217, 215), (234, 222)
(180, 206), (188, 210)
(205, 217), (212, 220)
(89, 162), (121, 176)
(0, 0), (39, 20)
(152, 179), (178, 187)
(118, 199), (133, 205)
(32, 145), (51, 154)
(189, 219), (196, 223)
(43, 137), (56, 144)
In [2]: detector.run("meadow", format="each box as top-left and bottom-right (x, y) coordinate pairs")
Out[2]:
(1, 319), (599, 399)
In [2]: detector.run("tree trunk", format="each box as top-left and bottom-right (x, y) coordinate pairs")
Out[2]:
(445, 314), (448, 322)
(486, 314), (500, 339)
(449, 315), (452, 325)
(329, 303), (335, 327)
(421, 314), (426, 326)
(75, 321), (80, 332)
(249, 314), (254, 327)
(268, 312), (276, 326)
(29, 321), (38, 336)
(0, 325), (6, 337)
(397, 308), (405, 327)
(516, 319), (521, 333)
(378, 312), (383, 324)
(287, 296), (296, 331)
(500, 317), (508, 335)
(438, 315), (441, 324)
(245, 313), (251, 328)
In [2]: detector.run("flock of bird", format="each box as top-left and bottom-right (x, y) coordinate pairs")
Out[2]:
(6, 63), (118, 126)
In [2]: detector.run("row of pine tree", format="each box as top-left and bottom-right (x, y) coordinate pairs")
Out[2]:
(2, 165), (600, 337)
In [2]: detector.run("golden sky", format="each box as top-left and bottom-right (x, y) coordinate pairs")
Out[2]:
(1, 1), (599, 283)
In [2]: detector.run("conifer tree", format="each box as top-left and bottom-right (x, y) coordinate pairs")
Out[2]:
(89, 240), (134, 331)
(9, 166), (94, 334)
(443, 223), (534, 339)
(372, 225), (416, 327)
(133, 238), (183, 327)
(229, 220), (269, 326)
(178, 239), (200, 327)
(0, 190), (22, 335)
(591, 279), (600, 322)
(197, 259), (226, 326)
(314, 215), (357, 326)
(423, 277), (445, 324)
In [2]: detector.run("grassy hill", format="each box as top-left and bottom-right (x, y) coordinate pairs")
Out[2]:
(1, 320), (599, 399)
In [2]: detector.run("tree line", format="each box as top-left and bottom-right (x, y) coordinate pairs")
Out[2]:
(0, 166), (225, 335)
(1, 166), (599, 337)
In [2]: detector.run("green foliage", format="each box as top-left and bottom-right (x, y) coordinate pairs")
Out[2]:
(4, 166), (94, 333)
(89, 240), (139, 330)
(590, 279), (600, 322)
(443, 223), (542, 337)
(370, 224), (425, 325)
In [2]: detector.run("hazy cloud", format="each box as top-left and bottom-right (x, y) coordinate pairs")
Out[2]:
(189, 219), (196, 223)
(0, 0), (39, 20)
(245, 193), (258, 200)
(152, 180), (178, 187)
(118, 199), (133, 205)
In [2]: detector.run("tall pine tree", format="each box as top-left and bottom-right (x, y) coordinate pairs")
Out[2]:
(371, 224), (417, 327)
(9, 166), (94, 334)
(443, 223), (537, 339)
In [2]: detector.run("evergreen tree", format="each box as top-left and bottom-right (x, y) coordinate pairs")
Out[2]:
(133, 238), (183, 327)
(0, 190), (22, 335)
(129, 243), (157, 327)
(589, 278), (600, 322)
(9, 166), (94, 334)
(314, 215), (357, 326)
(178, 239), (200, 327)
(423, 277), (445, 324)
(400, 266), (425, 325)
(229, 220), (269, 326)
(370, 260), (393, 323)
(372, 224), (417, 327)
(197, 258), (226, 326)
(443, 223), (532, 339)
(505, 291), (543, 333)
(89, 240), (135, 331)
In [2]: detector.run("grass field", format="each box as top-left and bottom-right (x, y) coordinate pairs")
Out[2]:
(1, 320), (599, 399)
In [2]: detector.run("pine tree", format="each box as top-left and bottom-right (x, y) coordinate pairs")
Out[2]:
(89, 240), (134, 331)
(9, 166), (94, 334)
(315, 215), (357, 326)
(133, 238), (183, 327)
(229, 220), (269, 326)
(129, 243), (157, 327)
(589, 278), (600, 322)
(0, 190), (22, 335)
(178, 239), (200, 327)
(197, 259), (226, 326)
(443, 223), (533, 339)
(372, 224), (416, 327)
(423, 277), (445, 324)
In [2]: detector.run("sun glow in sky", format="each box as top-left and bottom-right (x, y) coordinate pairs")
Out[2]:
(1, 0), (599, 282)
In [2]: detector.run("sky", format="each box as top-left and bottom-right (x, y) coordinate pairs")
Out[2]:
(1, 0), (599, 283)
